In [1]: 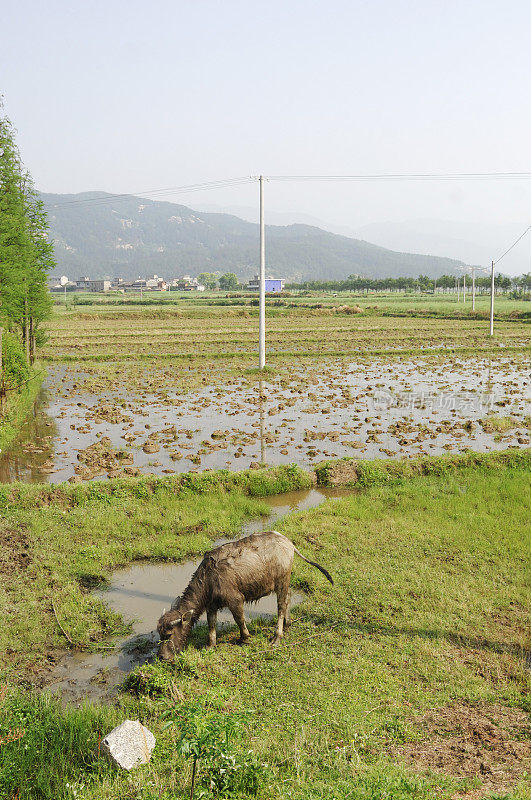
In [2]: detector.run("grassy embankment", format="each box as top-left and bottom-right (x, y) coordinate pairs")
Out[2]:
(0, 365), (44, 453)
(0, 451), (529, 800)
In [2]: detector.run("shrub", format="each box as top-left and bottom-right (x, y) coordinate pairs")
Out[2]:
(160, 701), (268, 799)
(1, 331), (29, 387)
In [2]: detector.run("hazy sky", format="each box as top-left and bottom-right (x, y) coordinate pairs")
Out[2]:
(2, 0), (531, 270)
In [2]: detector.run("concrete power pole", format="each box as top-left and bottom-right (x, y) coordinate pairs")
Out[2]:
(472, 267), (476, 311)
(463, 273), (466, 303)
(259, 175), (266, 369)
(489, 260), (495, 336)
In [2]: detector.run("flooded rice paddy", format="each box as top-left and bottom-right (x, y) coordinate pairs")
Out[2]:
(1, 356), (529, 483)
(46, 487), (347, 703)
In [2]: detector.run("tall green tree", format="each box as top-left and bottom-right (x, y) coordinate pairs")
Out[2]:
(0, 101), (54, 378)
(0, 111), (29, 332)
(218, 272), (238, 291)
(197, 271), (219, 290)
(22, 177), (53, 362)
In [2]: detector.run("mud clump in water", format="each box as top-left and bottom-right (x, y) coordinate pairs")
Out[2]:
(391, 702), (531, 796)
(87, 402), (132, 425)
(2, 356), (529, 484)
(74, 437), (134, 481)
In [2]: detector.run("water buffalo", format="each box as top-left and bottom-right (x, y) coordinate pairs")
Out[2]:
(157, 530), (333, 660)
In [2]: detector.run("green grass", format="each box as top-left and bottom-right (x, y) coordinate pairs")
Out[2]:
(314, 448), (531, 487)
(0, 463), (313, 510)
(480, 415), (530, 433)
(0, 457), (529, 799)
(0, 452), (527, 677)
(0, 365), (45, 453)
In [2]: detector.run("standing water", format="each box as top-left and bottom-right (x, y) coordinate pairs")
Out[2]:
(46, 487), (349, 704)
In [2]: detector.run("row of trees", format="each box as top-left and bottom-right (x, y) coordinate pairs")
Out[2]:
(0, 103), (53, 378)
(197, 271), (239, 291)
(286, 273), (531, 294)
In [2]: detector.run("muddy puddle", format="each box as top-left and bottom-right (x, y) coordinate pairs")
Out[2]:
(46, 487), (348, 704)
(1, 357), (529, 483)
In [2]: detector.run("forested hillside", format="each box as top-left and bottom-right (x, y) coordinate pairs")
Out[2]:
(42, 192), (465, 281)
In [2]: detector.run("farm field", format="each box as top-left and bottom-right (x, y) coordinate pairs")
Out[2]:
(0, 296), (529, 800)
(53, 290), (528, 316)
(4, 5), (531, 800)
(0, 455), (529, 799)
(2, 353), (529, 483)
(44, 301), (529, 363)
(1, 296), (528, 483)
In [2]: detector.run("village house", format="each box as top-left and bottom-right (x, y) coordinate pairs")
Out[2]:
(247, 275), (285, 293)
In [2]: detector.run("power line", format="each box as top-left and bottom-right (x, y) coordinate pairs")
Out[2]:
(48, 177), (254, 208)
(269, 172), (531, 182)
(494, 224), (531, 265)
(47, 171), (531, 209)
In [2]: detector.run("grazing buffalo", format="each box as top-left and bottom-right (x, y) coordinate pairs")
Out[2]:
(157, 530), (333, 660)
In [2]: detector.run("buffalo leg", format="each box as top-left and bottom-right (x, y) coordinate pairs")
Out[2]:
(284, 588), (292, 628)
(229, 599), (250, 644)
(272, 581), (290, 646)
(207, 607), (217, 647)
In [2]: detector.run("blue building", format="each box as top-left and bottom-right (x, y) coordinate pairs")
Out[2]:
(247, 275), (285, 293)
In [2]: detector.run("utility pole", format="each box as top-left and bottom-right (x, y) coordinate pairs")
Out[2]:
(463, 273), (466, 303)
(489, 260), (495, 336)
(259, 175), (266, 369)
(456, 277), (459, 302)
(472, 267), (476, 311)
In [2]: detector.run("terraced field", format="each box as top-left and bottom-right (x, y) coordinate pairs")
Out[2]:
(43, 305), (529, 363)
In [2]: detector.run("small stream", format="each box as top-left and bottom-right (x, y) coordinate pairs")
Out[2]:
(46, 487), (349, 704)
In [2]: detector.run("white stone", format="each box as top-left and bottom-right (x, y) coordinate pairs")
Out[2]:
(101, 720), (156, 770)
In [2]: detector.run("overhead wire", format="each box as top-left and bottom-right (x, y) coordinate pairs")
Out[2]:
(49, 177), (255, 208)
(493, 224), (531, 265)
(48, 171), (531, 209)
(268, 172), (531, 182)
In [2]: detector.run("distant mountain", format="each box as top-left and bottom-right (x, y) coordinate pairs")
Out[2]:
(354, 219), (529, 276)
(41, 192), (465, 282)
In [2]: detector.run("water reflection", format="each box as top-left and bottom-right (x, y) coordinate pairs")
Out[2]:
(0, 390), (57, 483)
(259, 379), (266, 464)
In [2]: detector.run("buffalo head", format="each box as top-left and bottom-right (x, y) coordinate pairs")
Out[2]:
(157, 604), (194, 661)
